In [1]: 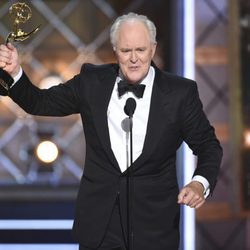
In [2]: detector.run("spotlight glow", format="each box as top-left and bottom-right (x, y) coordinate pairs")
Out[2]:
(244, 130), (250, 148)
(183, 0), (196, 250)
(35, 140), (59, 164)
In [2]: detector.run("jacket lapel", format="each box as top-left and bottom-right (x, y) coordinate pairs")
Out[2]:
(132, 66), (173, 169)
(91, 64), (121, 171)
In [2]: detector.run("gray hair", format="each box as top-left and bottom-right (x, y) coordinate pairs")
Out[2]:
(110, 12), (157, 50)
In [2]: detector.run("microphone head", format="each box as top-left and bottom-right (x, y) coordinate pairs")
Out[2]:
(124, 97), (136, 117)
(121, 117), (130, 132)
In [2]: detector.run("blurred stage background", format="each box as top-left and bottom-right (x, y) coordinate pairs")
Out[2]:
(0, 0), (249, 249)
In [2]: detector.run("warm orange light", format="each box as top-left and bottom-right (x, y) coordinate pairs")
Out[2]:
(244, 130), (250, 148)
(35, 140), (59, 164)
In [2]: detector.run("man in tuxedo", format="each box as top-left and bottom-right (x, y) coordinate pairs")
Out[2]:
(0, 12), (222, 250)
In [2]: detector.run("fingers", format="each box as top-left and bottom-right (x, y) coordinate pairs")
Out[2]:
(0, 44), (11, 54)
(178, 182), (205, 209)
(0, 43), (20, 76)
(195, 199), (205, 209)
(178, 188), (204, 208)
(6, 42), (16, 52)
(0, 44), (12, 68)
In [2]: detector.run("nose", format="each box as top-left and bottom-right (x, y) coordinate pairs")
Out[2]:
(130, 51), (138, 63)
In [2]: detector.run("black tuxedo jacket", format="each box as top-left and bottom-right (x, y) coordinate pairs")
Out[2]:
(10, 63), (222, 249)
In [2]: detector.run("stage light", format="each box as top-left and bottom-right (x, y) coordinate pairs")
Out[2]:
(35, 140), (59, 164)
(244, 129), (250, 148)
(183, 1), (195, 250)
(39, 75), (62, 89)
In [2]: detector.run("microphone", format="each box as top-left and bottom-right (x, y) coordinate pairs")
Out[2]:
(121, 117), (130, 133)
(124, 97), (136, 118)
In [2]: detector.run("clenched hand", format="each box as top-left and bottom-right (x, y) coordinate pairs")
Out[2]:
(177, 181), (205, 209)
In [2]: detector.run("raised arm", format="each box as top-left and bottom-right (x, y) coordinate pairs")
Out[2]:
(0, 42), (81, 116)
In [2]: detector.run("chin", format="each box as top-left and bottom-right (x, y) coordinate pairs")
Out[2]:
(127, 75), (143, 83)
(128, 79), (141, 84)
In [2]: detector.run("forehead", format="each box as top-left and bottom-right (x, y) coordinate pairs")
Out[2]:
(117, 21), (151, 46)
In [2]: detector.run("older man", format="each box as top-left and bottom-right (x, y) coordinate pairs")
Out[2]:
(0, 13), (222, 250)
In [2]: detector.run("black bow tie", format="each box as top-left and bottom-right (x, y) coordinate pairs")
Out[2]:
(118, 80), (145, 98)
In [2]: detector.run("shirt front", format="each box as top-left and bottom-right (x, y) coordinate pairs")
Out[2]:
(107, 66), (155, 173)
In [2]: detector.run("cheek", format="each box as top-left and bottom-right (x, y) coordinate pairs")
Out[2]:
(141, 58), (152, 68)
(117, 53), (129, 64)
(140, 52), (153, 63)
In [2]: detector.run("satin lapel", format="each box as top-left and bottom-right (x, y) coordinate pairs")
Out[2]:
(132, 68), (173, 169)
(91, 65), (120, 171)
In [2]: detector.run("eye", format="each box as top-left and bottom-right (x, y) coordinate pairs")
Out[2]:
(121, 49), (131, 53)
(137, 47), (146, 52)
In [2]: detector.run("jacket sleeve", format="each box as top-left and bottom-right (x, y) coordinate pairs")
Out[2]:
(9, 70), (82, 117)
(181, 81), (223, 193)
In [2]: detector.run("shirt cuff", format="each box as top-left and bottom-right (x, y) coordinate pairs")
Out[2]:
(192, 175), (210, 198)
(12, 67), (23, 87)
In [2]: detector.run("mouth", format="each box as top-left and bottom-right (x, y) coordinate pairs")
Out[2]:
(129, 66), (140, 71)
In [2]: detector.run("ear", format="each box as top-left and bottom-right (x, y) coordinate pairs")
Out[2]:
(151, 42), (157, 58)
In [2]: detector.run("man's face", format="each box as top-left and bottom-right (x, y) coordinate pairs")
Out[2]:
(114, 21), (156, 84)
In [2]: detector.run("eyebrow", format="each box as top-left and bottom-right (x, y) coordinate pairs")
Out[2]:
(120, 46), (147, 51)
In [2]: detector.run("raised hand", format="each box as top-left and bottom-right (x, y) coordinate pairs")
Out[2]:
(0, 43), (20, 78)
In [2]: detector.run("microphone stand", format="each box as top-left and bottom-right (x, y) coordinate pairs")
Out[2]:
(124, 97), (136, 250)
(127, 114), (134, 250)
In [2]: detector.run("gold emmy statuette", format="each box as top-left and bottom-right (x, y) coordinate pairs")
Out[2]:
(0, 2), (40, 94)
(6, 2), (40, 43)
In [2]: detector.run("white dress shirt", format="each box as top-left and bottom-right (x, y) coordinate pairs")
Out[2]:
(107, 66), (154, 172)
